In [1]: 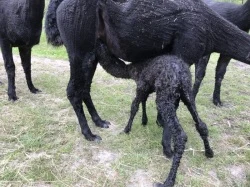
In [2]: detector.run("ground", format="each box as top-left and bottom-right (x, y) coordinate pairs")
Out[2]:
(0, 53), (249, 187)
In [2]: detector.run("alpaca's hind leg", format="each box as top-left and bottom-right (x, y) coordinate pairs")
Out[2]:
(124, 86), (149, 133)
(19, 46), (41, 94)
(213, 55), (231, 106)
(0, 39), (17, 101)
(155, 98), (187, 186)
(67, 52), (103, 141)
(82, 54), (110, 128)
(182, 79), (214, 158)
(193, 55), (210, 98)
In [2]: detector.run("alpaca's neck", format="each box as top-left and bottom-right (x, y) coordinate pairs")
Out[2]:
(98, 51), (131, 79)
(212, 14), (250, 64)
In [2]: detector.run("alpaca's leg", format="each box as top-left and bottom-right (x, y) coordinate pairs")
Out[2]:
(124, 86), (148, 133)
(67, 52), (106, 141)
(141, 95), (149, 126)
(213, 55), (231, 106)
(181, 81), (214, 158)
(0, 39), (17, 101)
(193, 55), (210, 98)
(162, 121), (173, 158)
(82, 55), (110, 128)
(155, 97), (187, 187)
(19, 46), (41, 93)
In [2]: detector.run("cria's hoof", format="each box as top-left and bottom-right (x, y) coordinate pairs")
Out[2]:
(205, 149), (214, 158)
(96, 120), (110, 128)
(213, 98), (223, 107)
(85, 134), (102, 142)
(153, 182), (164, 187)
(142, 118), (148, 126)
(123, 126), (131, 134)
(31, 88), (42, 94)
(164, 149), (173, 159)
(8, 95), (18, 101)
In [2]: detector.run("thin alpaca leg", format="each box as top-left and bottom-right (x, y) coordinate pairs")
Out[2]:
(67, 52), (102, 141)
(0, 39), (17, 101)
(155, 98), (187, 187)
(213, 55), (231, 106)
(193, 55), (210, 99)
(181, 75), (214, 158)
(82, 54), (110, 128)
(141, 96), (149, 126)
(124, 86), (149, 133)
(19, 46), (41, 93)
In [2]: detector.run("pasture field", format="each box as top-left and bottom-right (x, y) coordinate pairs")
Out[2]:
(0, 28), (250, 186)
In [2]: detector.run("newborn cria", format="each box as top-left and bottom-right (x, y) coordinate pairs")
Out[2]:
(96, 41), (214, 187)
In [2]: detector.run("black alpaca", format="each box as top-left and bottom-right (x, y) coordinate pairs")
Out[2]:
(46, 0), (250, 141)
(193, 0), (250, 106)
(0, 0), (45, 100)
(96, 41), (214, 187)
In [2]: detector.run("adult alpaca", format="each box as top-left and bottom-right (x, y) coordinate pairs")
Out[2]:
(95, 41), (214, 186)
(193, 0), (250, 106)
(46, 0), (250, 141)
(0, 0), (45, 101)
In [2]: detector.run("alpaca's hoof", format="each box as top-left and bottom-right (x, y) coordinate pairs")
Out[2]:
(30, 87), (41, 94)
(85, 133), (102, 142)
(205, 149), (214, 158)
(164, 149), (173, 159)
(8, 95), (18, 101)
(142, 118), (148, 126)
(96, 120), (110, 128)
(123, 126), (131, 134)
(153, 182), (165, 187)
(213, 98), (222, 106)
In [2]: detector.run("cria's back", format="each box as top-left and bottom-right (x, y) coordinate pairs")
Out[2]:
(133, 55), (190, 92)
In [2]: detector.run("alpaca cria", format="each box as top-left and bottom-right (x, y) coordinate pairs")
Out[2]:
(46, 0), (250, 141)
(193, 0), (250, 106)
(96, 41), (214, 187)
(0, 0), (45, 101)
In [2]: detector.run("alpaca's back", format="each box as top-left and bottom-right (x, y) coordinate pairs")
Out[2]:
(0, 0), (45, 46)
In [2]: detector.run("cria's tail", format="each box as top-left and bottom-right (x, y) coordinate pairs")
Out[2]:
(45, 0), (64, 46)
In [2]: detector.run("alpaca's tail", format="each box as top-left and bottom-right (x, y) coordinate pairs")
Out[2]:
(45, 0), (64, 46)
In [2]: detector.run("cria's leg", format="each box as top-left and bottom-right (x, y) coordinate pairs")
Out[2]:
(156, 98), (187, 187)
(82, 54), (110, 128)
(19, 46), (41, 94)
(213, 55), (231, 106)
(124, 86), (149, 133)
(193, 55), (210, 99)
(141, 95), (149, 125)
(0, 39), (17, 101)
(181, 75), (214, 158)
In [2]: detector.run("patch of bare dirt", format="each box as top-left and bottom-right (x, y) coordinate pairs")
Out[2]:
(127, 169), (154, 187)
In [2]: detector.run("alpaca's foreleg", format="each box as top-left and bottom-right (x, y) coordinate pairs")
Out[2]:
(193, 55), (210, 98)
(19, 46), (41, 94)
(0, 40), (17, 101)
(124, 87), (148, 133)
(213, 55), (231, 106)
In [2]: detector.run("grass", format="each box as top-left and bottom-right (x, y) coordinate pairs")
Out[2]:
(1, 33), (250, 186)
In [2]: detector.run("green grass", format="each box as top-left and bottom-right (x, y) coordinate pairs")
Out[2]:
(1, 29), (250, 187)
